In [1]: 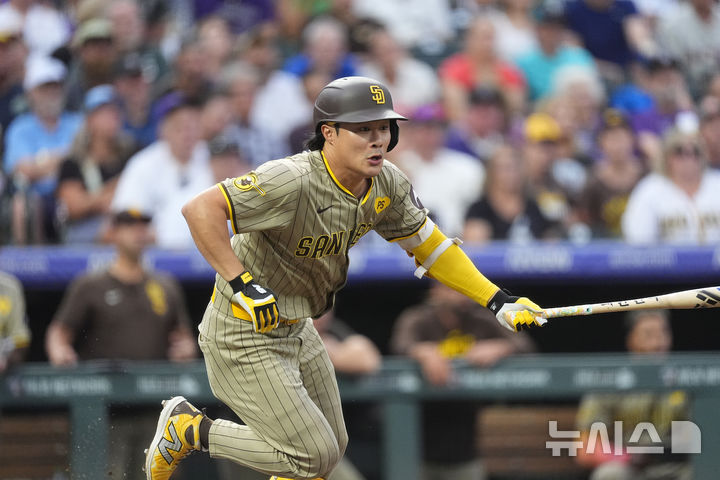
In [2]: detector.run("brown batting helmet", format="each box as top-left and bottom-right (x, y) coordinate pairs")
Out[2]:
(313, 76), (407, 151)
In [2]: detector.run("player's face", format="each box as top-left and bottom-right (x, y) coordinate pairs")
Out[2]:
(627, 316), (672, 354)
(334, 119), (391, 178)
(113, 221), (153, 260)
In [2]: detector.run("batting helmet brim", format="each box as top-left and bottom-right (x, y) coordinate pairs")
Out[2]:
(314, 107), (407, 126)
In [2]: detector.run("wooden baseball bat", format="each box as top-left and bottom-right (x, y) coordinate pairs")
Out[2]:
(541, 286), (720, 319)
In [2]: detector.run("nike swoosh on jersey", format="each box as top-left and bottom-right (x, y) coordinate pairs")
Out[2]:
(316, 205), (333, 214)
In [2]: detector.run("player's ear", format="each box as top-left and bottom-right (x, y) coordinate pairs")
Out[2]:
(321, 123), (337, 144)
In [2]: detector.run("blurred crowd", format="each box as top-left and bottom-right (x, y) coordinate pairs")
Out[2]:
(2, 0), (720, 248)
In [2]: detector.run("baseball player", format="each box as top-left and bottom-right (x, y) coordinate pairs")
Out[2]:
(144, 76), (546, 480)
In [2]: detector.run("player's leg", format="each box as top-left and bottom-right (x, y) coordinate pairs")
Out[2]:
(200, 315), (341, 478)
(296, 320), (349, 465)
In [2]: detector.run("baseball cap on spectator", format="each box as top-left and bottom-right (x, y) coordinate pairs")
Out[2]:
(84, 84), (117, 112)
(154, 92), (202, 123)
(598, 108), (631, 134)
(23, 55), (67, 90)
(525, 112), (562, 142)
(0, 9), (22, 44)
(409, 103), (447, 124)
(72, 18), (113, 48)
(112, 208), (152, 224)
(469, 87), (504, 106)
(644, 56), (680, 73)
(75, 0), (108, 24)
(208, 135), (241, 157)
(113, 51), (144, 78)
(533, 2), (566, 25)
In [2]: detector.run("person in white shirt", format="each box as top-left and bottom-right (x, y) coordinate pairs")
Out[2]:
(357, 27), (441, 113)
(622, 128), (720, 244)
(394, 104), (484, 237)
(112, 96), (213, 249)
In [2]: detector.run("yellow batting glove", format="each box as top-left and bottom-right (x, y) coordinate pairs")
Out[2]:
(229, 272), (280, 333)
(487, 289), (547, 332)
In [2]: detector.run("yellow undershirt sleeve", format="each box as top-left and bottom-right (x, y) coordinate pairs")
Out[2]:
(410, 226), (500, 307)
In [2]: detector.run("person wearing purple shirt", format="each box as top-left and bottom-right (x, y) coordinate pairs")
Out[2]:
(564, 0), (641, 67)
(192, 0), (275, 34)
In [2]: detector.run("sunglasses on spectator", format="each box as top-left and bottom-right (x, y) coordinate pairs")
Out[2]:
(670, 145), (702, 159)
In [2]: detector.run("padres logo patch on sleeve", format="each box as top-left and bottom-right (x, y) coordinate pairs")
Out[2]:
(374, 196), (390, 214)
(234, 172), (266, 196)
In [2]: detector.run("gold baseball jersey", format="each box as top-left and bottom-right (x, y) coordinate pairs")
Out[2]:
(0, 272), (31, 352)
(215, 150), (427, 320)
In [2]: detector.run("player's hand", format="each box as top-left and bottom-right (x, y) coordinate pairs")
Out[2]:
(231, 272), (280, 333)
(487, 289), (546, 332)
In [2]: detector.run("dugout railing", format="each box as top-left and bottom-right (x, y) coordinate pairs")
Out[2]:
(1, 354), (719, 480)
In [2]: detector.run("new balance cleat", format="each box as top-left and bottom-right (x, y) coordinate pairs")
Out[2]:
(144, 396), (205, 480)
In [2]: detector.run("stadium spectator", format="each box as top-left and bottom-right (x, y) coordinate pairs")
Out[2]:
(522, 112), (586, 232)
(357, 27), (441, 114)
(564, 0), (658, 86)
(3, 55), (83, 243)
(153, 36), (214, 106)
(579, 109), (645, 238)
(514, 4), (596, 102)
(201, 89), (234, 142)
(391, 282), (535, 480)
(196, 15), (237, 79)
(627, 57), (694, 169)
(698, 95), (720, 170)
(221, 63), (290, 167)
(45, 207), (196, 480)
(622, 128), (720, 244)
(191, 0), (275, 35)
(207, 134), (251, 183)
(56, 85), (136, 244)
(546, 66), (606, 161)
(65, 18), (117, 112)
(113, 51), (159, 148)
(0, 12), (27, 149)
(657, 0), (720, 100)
(242, 25), (311, 143)
(288, 68), (332, 153)
(489, 0), (539, 62)
(0, 0), (70, 58)
(107, 0), (169, 85)
(464, 144), (560, 243)
(439, 15), (526, 121)
(444, 86), (510, 163)
(112, 95), (213, 249)
(394, 103), (484, 237)
(352, 0), (454, 61)
(575, 309), (691, 480)
(283, 16), (357, 80)
(0, 271), (31, 373)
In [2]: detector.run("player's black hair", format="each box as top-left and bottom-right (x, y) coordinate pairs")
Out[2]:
(305, 122), (340, 151)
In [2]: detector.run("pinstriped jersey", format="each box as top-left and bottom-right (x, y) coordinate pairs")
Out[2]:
(215, 149), (427, 320)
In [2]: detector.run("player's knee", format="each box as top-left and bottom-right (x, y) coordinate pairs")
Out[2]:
(336, 427), (348, 458)
(302, 440), (341, 479)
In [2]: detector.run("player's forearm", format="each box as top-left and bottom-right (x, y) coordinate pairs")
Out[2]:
(410, 225), (499, 306)
(45, 323), (78, 366)
(183, 187), (245, 282)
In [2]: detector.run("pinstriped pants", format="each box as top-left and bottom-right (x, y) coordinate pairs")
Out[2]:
(198, 303), (348, 479)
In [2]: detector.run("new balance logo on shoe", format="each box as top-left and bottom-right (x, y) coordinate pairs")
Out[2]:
(158, 423), (182, 465)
